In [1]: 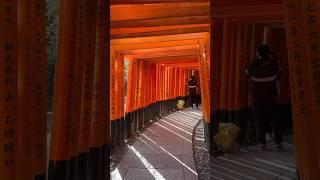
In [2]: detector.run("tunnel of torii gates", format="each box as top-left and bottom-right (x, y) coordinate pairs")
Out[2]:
(1, 0), (320, 179)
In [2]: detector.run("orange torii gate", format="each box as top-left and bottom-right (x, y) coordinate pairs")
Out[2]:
(209, 0), (320, 179)
(0, 0), (47, 179)
(117, 55), (199, 149)
(1, 0), (320, 180)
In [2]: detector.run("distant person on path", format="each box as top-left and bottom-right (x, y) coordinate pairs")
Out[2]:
(245, 44), (283, 150)
(187, 75), (199, 109)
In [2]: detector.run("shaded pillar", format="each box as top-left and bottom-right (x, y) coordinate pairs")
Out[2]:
(32, 1), (48, 178)
(49, 1), (80, 179)
(233, 22), (251, 143)
(17, 0), (47, 179)
(77, 0), (98, 178)
(227, 22), (238, 123)
(0, 1), (18, 179)
(209, 16), (224, 156)
(263, 26), (271, 45)
(283, 0), (320, 179)
(220, 19), (232, 122)
(89, 0), (109, 179)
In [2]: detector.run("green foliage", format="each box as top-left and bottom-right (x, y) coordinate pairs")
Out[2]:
(46, 0), (59, 111)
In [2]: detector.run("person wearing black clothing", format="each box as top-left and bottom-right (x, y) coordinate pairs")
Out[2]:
(245, 44), (283, 150)
(187, 76), (199, 109)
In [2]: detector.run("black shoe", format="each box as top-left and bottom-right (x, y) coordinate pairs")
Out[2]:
(261, 144), (267, 150)
(276, 145), (284, 151)
(212, 149), (224, 157)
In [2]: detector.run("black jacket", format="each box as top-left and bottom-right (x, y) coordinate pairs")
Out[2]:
(245, 57), (281, 106)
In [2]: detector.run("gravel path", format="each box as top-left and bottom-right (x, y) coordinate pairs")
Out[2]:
(192, 120), (212, 180)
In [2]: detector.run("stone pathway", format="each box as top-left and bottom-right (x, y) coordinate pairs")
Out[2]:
(192, 118), (298, 180)
(111, 109), (202, 180)
(210, 141), (298, 180)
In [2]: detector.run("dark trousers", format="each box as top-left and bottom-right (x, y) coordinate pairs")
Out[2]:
(189, 95), (198, 108)
(253, 104), (283, 145)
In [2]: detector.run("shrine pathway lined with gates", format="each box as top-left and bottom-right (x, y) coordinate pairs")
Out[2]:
(111, 108), (202, 180)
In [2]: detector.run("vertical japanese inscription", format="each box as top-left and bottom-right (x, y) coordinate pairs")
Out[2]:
(0, 0), (17, 179)
(32, 0), (47, 175)
(78, 0), (97, 153)
(17, 0), (35, 178)
(69, 0), (85, 159)
(91, 0), (108, 148)
(50, 0), (79, 161)
(119, 59), (125, 118)
(110, 52), (116, 120)
(283, 0), (320, 177)
(302, 1), (320, 108)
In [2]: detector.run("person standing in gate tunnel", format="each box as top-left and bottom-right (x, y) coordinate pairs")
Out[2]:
(245, 44), (284, 150)
(187, 75), (199, 109)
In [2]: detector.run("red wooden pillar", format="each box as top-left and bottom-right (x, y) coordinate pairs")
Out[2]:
(68, 0), (86, 178)
(89, 0), (109, 179)
(77, 1), (98, 179)
(227, 22), (238, 122)
(210, 17), (224, 156)
(17, 0), (47, 179)
(0, 1), (18, 179)
(32, 1), (47, 178)
(49, 1), (81, 179)
(220, 19), (232, 122)
(234, 22), (246, 114)
(234, 22), (248, 143)
(283, 0), (320, 178)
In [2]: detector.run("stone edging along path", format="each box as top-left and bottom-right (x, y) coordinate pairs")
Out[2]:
(192, 120), (211, 180)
